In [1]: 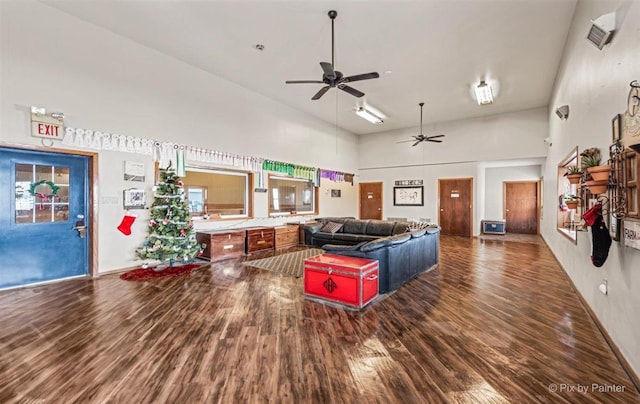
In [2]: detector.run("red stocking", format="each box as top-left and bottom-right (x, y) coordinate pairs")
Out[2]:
(117, 213), (137, 236)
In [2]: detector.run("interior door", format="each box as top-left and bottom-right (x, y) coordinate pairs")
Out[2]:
(0, 148), (89, 289)
(438, 178), (473, 237)
(359, 182), (382, 220)
(504, 181), (538, 234)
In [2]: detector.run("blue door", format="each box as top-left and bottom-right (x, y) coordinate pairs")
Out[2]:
(0, 148), (89, 289)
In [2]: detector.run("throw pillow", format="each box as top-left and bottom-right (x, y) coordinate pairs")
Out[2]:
(321, 221), (343, 234)
(406, 221), (431, 232)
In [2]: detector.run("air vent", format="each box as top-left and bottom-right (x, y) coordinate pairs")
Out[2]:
(587, 12), (615, 50)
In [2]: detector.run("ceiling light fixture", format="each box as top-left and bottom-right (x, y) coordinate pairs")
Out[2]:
(474, 80), (494, 105)
(355, 107), (384, 124)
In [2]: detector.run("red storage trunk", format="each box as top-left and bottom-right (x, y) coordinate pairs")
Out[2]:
(303, 253), (379, 309)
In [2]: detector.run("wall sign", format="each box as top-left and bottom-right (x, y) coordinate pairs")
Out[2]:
(395, 179), (423, 186)
(30, 107), (64, 140)
(623, 219), (640, 250)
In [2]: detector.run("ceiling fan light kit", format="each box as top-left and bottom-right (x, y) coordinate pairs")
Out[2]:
(285, 10), (379, 100)
(475, 80), (494, 105)
(355, 107), (384, 124)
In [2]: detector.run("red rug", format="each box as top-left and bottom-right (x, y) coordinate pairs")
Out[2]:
(120, 263), (203, 281)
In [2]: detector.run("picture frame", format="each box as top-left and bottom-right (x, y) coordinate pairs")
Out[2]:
(612, 114), (622, 143)
(123, 188), (146, 209)
(393, 186), (424, 206)
(331, 189), (341, 198)
(124, 161), (145, 182)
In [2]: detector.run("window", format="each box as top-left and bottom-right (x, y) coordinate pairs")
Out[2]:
(557, 147), (580, 243)
(269, 175), (316, 216)
(15, 164), (70, 224)
(182, 167), (251, 219)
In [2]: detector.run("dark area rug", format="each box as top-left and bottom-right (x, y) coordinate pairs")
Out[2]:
(242, 248), (324, 278)
(120, 263), (204, 281)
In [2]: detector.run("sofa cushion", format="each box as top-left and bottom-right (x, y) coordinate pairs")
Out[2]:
(366, 220), (396, 236)
(410, 229), (427, 238)
(392, 221), (412, 235)
(388, 233), (412, 245)
(342, 219), (369, 234)
(332, 233), (366, 243)
(320, 221), (343, 234)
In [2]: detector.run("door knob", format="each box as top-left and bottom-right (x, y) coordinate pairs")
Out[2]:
(72, 220), (87, 238)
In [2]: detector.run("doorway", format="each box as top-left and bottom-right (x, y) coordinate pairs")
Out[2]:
(504, 181), (539, 234)
(359, 182), (383, 220)
(438, 178), (473, 237)
(0, 145), (96, 289)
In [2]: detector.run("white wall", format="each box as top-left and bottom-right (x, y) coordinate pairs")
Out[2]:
(542, 0), (640, 376)
(484, 165), (542, 220)
(359, 108), (549, 234)
(0, 1), (358, 272)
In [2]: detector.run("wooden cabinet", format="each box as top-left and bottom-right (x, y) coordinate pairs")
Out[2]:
(196, 229), (246, 262)
(245, 227), (275, 254)
(274, 225), (299, 249)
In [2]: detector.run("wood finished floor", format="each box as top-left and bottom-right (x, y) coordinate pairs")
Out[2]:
(0, 236), (638, 403)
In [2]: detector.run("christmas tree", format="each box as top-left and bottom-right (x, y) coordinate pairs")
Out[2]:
(137, 166), (202, 266)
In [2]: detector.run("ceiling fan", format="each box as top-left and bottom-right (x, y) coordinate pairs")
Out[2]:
(398, 103), (445, 146)
(285, 10), (379, 100)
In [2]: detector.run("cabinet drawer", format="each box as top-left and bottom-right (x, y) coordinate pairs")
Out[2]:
(247, 233), (274, 253)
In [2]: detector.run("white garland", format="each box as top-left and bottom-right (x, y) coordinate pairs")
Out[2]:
(63, 126), (265, 178)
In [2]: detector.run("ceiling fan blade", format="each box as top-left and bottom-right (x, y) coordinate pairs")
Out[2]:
(337, 84), (364, 98)
(426, 134), (445, 139)
(396, 139), (414, 143)
(412, 141), (422, 147)
(286, 80), (325, 84)
(343, 72), (380, 83)
(311, 86), (331, 100)
(427, 139), (443, 143)
(320, 62), (336, 80)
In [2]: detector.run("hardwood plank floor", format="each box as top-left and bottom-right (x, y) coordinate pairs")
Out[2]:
(0, 236), (638, 403)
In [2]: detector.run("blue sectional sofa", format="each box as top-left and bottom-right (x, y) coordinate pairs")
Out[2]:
(302, 218), (440, 294)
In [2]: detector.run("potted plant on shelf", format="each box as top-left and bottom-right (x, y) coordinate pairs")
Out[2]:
(564, 165), (582, 184)
(580, 147), (610, 194)
(564, 194), (579, 210)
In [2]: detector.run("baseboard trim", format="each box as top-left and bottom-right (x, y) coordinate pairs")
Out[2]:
(540, 236), (640, 393)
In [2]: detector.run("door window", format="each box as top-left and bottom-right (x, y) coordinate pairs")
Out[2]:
(15, 164), (70, 224)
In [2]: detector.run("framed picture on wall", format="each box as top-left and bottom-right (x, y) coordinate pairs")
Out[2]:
(123, 188), (146, 209)
(393, 186), (424, 206)
(612, 114), (622, 143)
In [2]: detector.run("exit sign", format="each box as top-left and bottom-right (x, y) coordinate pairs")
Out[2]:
(31, 108), (64, 140)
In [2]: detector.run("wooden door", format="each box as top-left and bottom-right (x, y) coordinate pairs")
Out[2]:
(0, 148), (90, 289)
(359, 182), (382, 220)
(438, 178), (473, 237)
(504, 181), (538, 234)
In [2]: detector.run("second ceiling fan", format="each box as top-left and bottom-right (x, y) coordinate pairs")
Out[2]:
(398, 103), (446, 146)
(285, 10), (379, 100)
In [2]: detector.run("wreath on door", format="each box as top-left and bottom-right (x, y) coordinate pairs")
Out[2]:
(29, 180), (60, 209)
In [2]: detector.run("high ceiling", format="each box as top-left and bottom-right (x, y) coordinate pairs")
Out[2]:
(42, 0), (577, 135)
